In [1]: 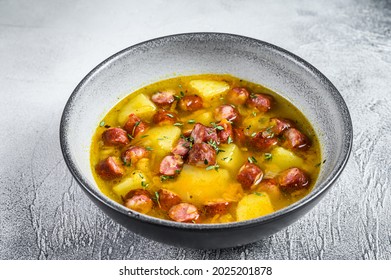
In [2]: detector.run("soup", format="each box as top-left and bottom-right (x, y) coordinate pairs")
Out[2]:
(90, 74), (321, 224)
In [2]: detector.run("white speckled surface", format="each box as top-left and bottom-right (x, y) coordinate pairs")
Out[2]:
(1, 0), (390, 259)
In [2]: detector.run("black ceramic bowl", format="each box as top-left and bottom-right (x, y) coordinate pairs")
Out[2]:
(60, 33), (352, 249)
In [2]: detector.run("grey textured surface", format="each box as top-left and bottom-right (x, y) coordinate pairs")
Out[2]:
(0, 0), (390, 260)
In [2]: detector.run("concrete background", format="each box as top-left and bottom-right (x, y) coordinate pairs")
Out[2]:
(1, 0), (390, 259)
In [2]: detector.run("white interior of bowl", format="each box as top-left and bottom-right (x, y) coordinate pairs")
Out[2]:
(62, 33), (351, 203)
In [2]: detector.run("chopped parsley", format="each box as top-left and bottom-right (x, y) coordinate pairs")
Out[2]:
(145, 146), (153, 151)
(264, 153), (272, 160)
(254, 192), (265, 197)
(99, 121), (105, 127)
(227, 136), (233, 144)
(154, 191), (161, 208)
(188, 119), (196, 124)
(166, 113), (174, 118)
(174, 122), (183, 126)
(141, 181), (149, 188)
(222, 157), (232, 162)
(160, 175), (175, 182)
(205, 164), (220, 171)
(127, 133), (134, 140)
(132, 121), (141, 136)
(252, 112), (257, 117)
(247, 156), (258, 164)
(210, 122), (224, 131)
(204, 159), (208, 165)
(141, 134), (149, 138)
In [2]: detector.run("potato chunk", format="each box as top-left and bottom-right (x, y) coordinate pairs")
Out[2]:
(189, 80), (230, 101)
(236, 193), (274, 221)
(138, 126), (181, 158)
(183, 110), (214, 126)
(216, 144), (245, 173)
(112, 170), (150, 197)
(164, 165), (233, 205)
(118, 94), (157, 125)
(270, 147), (304, 170)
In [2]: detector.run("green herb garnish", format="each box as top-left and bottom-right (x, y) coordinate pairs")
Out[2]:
(155, 191), (161, 208)
(141, 181), (149, 188)
(251, 132), (257, 137)
(254, 192), (264, 197)
(99, 121), (105, 127)
(160, 175), (175, 182)
(205, 164), (220, 172)
(264, 153), (272, 160)
(188, 119), (196, 124)
(141, 135), (149, 138)
(174, 123), (183, 126)
(247, 156), (257, 163)
(145, 146), (153, 151)
(227, 136), (233, 144)
(166, 113), (174, 118)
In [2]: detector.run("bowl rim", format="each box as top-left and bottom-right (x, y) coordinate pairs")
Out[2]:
(60, 32), (353, 231)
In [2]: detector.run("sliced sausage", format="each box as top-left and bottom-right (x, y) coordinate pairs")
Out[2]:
(157, 189), (182, 211)
(217, 120), (233, 144)
(102, 127), (130, 146)
(171, 138), (191, 157)
(204, 200), (231, 216)
(124, 189), (153, 214)
(123, 114), (148, 137)
(178, 95), (203, 111)
(153, 109), (178, 125)
(168, 203), (200, 223)
(279, 167), (310, 192)
(257, 178), (282, 199)
(121, 146), (149, 165)
(151, 90), (175, 106)
(233, 127), (246, 146)
(237, 162), (263, 189)
(226, 87), (249, 105)
(249, 132), (278, 151)
(187, 143), (217, 167)
(190, 123), (219, 144)
(246, 93), (273, 112)
(95, 157), (124, 180)
(284, 128), (310, 150)
(270, 118), (295, 135)
(214, 105), (241, 124)
(159, 154), (184, 176)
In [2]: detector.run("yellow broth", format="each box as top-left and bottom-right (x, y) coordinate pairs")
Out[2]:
(90, 74), (321, 223)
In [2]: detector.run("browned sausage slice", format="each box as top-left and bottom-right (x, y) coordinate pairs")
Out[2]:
(284, 128), (310, 150)
(217, 119), (234, 144)
(249, 132), (278, 151)
(187, 143), (217, 167)
(157, 189), (182, 211)
(233, 127), (246, 146)
(214, 105), (241, 124)
(95, 157), (124, 180)
(279, 167), (310, 192)
(226, 87), (249, 105)
(159, 154), (184, 176)
(123, 114), (149, 137)
(204, 200), (231, 216)
(168, 203), (200, 223)
(121, 146), (149, 165)
(153, 109), (178, 125)
(151, 90), (175, 106)
(237, 162), (263, 189)
(171, 138), (191, 157)
(270, 118), (295, 135)
(246, 93), (273, 112)
(257, 178), (282, 199)
(178, 95), (203, 111)
(124, 189), (153, 214)
(190, 123), (219, 144)
(102, 127), (130, 146)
